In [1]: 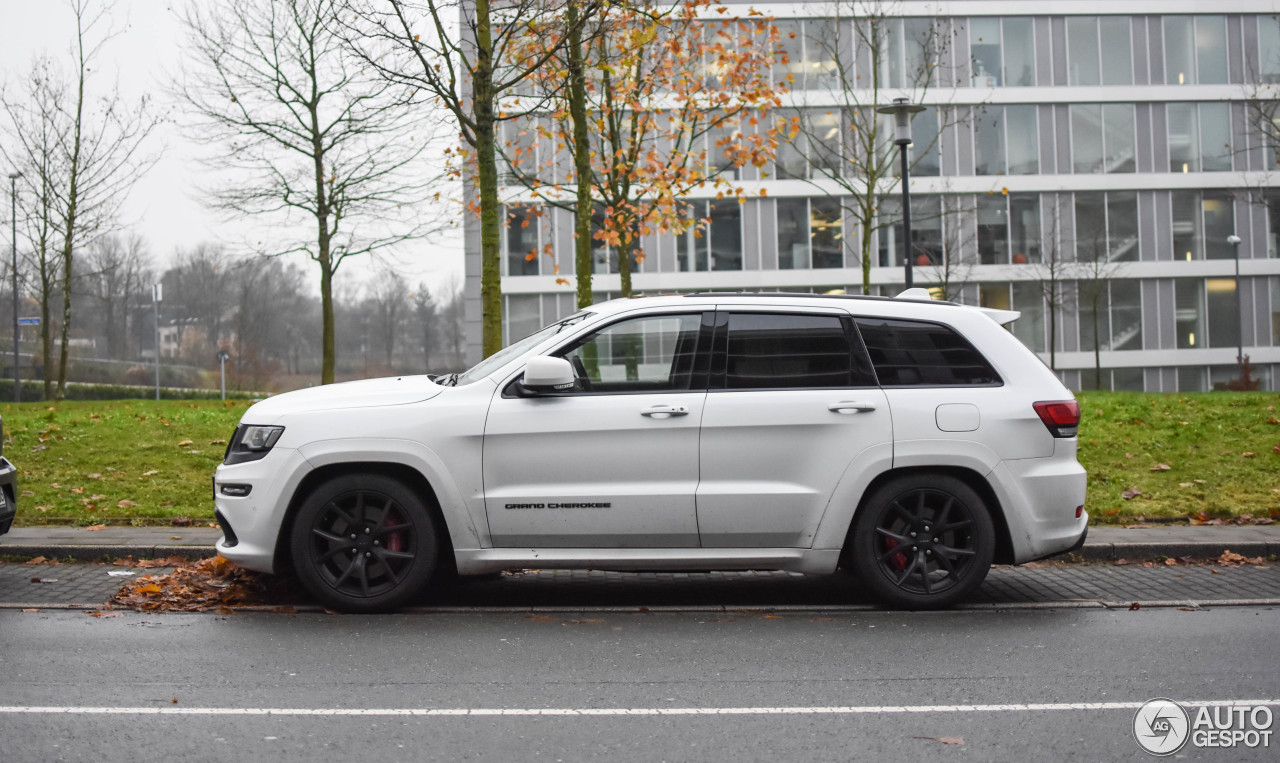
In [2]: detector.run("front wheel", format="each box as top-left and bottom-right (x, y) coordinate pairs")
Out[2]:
(847, 475), (995, 610)
(290, 474), (438, 613)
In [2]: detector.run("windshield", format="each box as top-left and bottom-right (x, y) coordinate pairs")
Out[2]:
(453, 312), (593, 386)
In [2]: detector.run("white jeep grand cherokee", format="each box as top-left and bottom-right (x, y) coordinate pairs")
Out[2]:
(214, 291), (1087, 612)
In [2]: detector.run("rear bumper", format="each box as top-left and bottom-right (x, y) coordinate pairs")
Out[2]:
(988, 441), (1089, 563)
(0, 456), (18, 535)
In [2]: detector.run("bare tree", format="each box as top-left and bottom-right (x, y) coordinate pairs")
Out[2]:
(412, 281), (438, 372)
(367, 267), (411, 367)
(177, 0), (447, 384)
(783, 1), (966, 293)
(341, 0), (591, 357)
(1027, 199), (1075, 371)
(164, 243), (234, 360)
(53, 1), (159, 397)
(84, 232), (152, 360)
(1, 56), (66, 396)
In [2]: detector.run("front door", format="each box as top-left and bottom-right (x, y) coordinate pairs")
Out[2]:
(697, 309), (893, 547)
(483, 311), (709, 548)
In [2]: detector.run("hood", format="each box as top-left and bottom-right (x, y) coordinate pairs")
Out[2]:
(243, 375), (446, 422)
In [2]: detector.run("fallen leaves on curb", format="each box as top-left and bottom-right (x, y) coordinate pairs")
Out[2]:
(1217, 550), (1266, 567)
(110, 555), (302, 612)
(87, 611), (123, 618)
(85, 524), (107, 531)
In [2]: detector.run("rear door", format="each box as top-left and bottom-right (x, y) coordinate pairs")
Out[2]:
(696, 307), (892, 548)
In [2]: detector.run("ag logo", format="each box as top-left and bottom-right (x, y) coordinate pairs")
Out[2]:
(1134, 698), (1190, 756)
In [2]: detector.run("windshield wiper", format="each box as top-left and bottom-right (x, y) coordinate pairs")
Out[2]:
(435, 373), (459, 387)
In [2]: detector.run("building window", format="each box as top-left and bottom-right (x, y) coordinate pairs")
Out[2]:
(1075, 191), (1139, 263)
(504, 205), (541, 276)
(1178, 366), (1207, 392)
(1175, 278), (1206, 349)
(1269, 192), (1280, 258)
(1068, 17), (1133, 86)
(877, 195), (941, 268)
(1070, 104), (1135, 174)
(1271, 276), (1280, 345)
(1206, 277), (1241, 350)
(778, 197), (843, 270)
(976, 193), (1039, 265)
(773, 19), (840, 90)
(910, 107), (942, 177)
(776, 109), (844, 180)
(677, 200), (742, 272)
(1172, 191), (1234, 260)
(1168, 103), (1232, 173)
(1260, 15), (1280, 83)
(1078, 279), (1142, 352)
(1164, 16), (1228, 85)
(975, 105), (1039, 176)
(879, 18), (940, 90)
(504, 294), (542, 345)
(969, 17), (1036, 87)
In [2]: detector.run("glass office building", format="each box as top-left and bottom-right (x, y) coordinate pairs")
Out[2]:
(463, 1), (1280, 392)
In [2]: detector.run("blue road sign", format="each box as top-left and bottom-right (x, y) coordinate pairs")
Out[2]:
(17, 317), (40, 326)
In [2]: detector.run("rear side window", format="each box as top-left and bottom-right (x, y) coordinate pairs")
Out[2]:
(855, 318), (1001, 386)
(721, 313), (874, 389)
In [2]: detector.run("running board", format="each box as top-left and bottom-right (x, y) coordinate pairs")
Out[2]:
(453, 548), (841, 576)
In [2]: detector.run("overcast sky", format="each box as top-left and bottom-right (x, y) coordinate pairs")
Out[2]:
(0, 0), (464, 298)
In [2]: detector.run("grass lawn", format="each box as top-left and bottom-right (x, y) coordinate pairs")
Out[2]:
(2, 392), (1278, 527)
(3, 400), (247, 525)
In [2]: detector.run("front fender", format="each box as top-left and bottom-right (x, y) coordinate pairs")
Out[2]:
(296, 438), (485, 552)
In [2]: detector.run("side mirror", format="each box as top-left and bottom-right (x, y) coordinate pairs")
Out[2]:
(520, 356), (575, 394)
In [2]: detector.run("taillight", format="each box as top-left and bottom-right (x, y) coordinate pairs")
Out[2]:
(1033, 400), (1080, 438)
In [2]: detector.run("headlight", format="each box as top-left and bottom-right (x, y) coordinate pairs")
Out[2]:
(223, 424), (285, 465)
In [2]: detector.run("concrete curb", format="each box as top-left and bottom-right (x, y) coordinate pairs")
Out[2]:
(1074, 541), (1278, 562)
(0, 544), (218, 562)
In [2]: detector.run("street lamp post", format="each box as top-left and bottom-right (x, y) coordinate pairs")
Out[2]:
(1228, 234), (1243, 364)
(877, 97), (926, 290)
(153, 283), (162, 401)
(8, 171), (20, 403)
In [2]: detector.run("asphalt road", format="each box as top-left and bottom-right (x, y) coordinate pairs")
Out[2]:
(1, 606), (1277, 761)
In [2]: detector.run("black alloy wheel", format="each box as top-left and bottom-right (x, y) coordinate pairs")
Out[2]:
(290, 473), (437, 613)
(848, 474), (995, 609)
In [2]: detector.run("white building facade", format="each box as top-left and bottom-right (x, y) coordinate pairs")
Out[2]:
(463, 0), (1280, 392)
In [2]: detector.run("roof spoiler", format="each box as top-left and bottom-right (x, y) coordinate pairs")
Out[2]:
(894, 288), (1020, 324)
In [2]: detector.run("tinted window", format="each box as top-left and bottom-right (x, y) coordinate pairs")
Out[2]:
(855, 318), (1001, 386)
(722, 313), (870, 389)
(559, 313), (702, 393)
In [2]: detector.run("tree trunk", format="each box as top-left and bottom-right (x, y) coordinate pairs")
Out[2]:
(618, 233), (634, 298)
(567, 0), (594, 309)
(474, 0), (503, 356)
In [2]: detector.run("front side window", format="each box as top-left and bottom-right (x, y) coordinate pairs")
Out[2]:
(560, 313), (703, 393)
(722, 313), (871, 389)
(856, 317), (1001, 386)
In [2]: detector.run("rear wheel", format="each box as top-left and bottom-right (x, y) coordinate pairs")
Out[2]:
(848, 474), (995, 610)
(290, 473), (438, 613)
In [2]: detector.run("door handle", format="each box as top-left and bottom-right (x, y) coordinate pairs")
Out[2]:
(828, 401), (877, 414)
(641, 404), (689, 418)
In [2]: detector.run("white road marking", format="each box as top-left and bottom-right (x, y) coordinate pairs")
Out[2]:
(0, 699), (1275, 717)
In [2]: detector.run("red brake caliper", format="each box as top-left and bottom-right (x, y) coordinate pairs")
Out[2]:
(884, 536), (907, 572)
(385, 511), (405, 553)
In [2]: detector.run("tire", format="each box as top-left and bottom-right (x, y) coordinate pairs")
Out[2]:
(847, 474), (995, 610)
(290, 473), (438, 613)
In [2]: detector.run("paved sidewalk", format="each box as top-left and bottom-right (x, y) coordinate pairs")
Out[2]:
(1, 524), (1278, 562)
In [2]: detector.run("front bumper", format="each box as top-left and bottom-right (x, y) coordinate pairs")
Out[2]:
(0, 456), (17, 535)
(213, 447), (310, 574)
